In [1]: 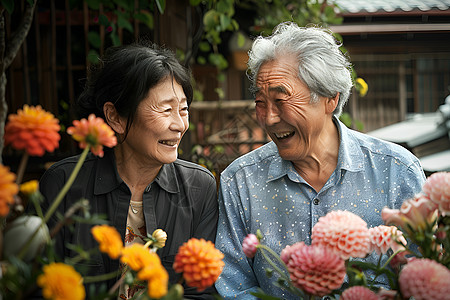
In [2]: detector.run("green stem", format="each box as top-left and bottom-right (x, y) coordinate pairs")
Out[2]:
(83, 270), (120, 283)
(16, 152), (29, 184)
(43, 146), (90, 224)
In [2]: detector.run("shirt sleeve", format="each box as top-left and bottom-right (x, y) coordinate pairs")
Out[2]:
(214, 176), (260, 299)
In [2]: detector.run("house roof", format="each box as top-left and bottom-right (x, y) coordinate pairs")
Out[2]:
(334, 0), (450, 14)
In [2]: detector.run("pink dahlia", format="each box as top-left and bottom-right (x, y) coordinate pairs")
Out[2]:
(285, 244), (346, 297)
(311, 210), (370, 260)
(399, 258), (450, 300)
(422, 171), (450, 216)
(341, 286), (379, 300)
(382, 194), (438, 236)
(368, 225), (406, 255)
(280, 242), (305, 264)
(242, 234), (259, 258)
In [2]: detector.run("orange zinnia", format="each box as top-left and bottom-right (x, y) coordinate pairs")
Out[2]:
(173, 238), (225, 291)
(91, 225), (123, 259)
(0, 164), (19, 217)
(67, 114), (117, 157)
(4, 105), (60, 156)
(137, 260), (169, 299)
(120, 244), (161, 271)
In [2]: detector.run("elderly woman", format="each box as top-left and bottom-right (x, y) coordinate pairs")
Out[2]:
(39, 42), (218, 299)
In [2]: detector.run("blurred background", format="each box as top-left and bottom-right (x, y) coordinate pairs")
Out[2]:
(1, 0), (450, 180)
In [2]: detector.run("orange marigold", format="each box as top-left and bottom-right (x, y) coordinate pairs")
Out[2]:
(173, 238), (224, 291)
(67, 114), (117, 157)
(91, 225), (123, 259)
(37, 263), (85, 300)
(0, 164), (19, 217)
(120, 244), (161, 271)
(138, 262), (169, 299)
(4, 105), (60, 156)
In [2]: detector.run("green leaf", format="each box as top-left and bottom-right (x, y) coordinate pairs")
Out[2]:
(114, 0), (132, 10)
(99, 14), (110, 26)
(219, 14), (231, 31)
(134, 12), (154, 29)
(237, 32), (245, 48)
(154, 0), (165, 14)
(117, 14), (133, 32)
(189, 0), (202, 6)
(217, 0), (232, 14)
(1, 0), (14, 14)
(197, 56), (206, 65)
(203, 10), (218, 30)
(87, 49), (100, 64)
(87, 32), (102, 49)
(86, 0), (100, 10)
(199, 41), (211, 52)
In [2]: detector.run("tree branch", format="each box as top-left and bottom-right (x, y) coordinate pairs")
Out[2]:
(3, 0), (37, 69)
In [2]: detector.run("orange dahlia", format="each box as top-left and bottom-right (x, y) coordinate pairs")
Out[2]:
(67, 114), (117, 157)
(173, 238), (225, 291)
(91, 225), (123, 259)
(37, 263), (85, 300)
(0, 164), (19, 217)
(311, 210), (371, 260)
(4, 105), (60, 156)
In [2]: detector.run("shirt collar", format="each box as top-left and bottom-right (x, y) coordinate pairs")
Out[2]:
(94, 149), (180, 195)
(266, 116), (364, 183)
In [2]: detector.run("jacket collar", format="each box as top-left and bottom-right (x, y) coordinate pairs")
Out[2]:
(93, 149), (180, 195)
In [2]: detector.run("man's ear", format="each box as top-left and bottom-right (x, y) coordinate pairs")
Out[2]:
(326, 93), (339, 114)
(103, 102), (125, 134)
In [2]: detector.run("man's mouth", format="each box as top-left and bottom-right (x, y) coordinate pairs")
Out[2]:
(274, 131), (295, 140)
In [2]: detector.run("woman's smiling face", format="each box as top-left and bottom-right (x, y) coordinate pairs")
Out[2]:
(123, 76), (189, 166)
(254, 54), (329, 162)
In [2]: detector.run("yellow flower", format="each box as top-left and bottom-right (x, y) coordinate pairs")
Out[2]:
(356, 77), (368, 97)
(67, 114), (117, 157)
(120, 244), (161, 271)
(173, 238), (225, 291)
(19, 180), (39, 197)
(0, 164), (19, 217)
(152, 229), (167, 249)
(138, 262), (169, 299)
(91, 225), (123, 259)
(4, 105), (60, 157)
(37, 263), (85, 300)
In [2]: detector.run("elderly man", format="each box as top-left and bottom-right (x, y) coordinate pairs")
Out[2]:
(215, 22), (425, 299)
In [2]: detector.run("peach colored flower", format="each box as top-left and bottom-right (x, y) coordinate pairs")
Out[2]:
(151, 229), (167, 249)
(37, 263), (85, 300)
(173, 238), (225, 291)
(242, 234), (259, 258)
(120, 244), (160, 271)
(399, 258), (450, 300)
(368, 225), (407, 255)
(311, 210), (371, 260)
(138, 263), (169, 299)
(91, 225), (123, 259)
(4, 105), (60, 156)
(422, 171), (450, 216)
(341, 286), (379, 300)
(285, 244), (346, 297)
(67, 114), (117, 157)
(0, 164), (19, 217)
(280, 241), (305, 264)
(382, 193), (438, 236)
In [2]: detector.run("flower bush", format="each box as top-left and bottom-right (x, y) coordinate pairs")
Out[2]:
(243, 171), (450, 299)
(0, 105), (224, 300)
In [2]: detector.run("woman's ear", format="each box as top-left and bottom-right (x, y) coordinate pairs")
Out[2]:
(103, 102), (125, 134)
(326, 93), (339, 114)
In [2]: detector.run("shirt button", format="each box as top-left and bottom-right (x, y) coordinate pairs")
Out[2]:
(313, 198), (320, 205)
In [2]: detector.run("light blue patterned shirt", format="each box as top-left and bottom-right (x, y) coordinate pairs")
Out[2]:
(215, 118), (426, 299)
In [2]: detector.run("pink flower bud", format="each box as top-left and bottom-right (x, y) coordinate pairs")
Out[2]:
(242, 234), (259, 258)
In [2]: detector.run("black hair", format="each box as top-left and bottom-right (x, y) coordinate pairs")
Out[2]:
(76, 40), (193, 137)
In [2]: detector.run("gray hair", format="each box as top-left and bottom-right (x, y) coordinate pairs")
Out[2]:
(247, 22), (353, 117)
